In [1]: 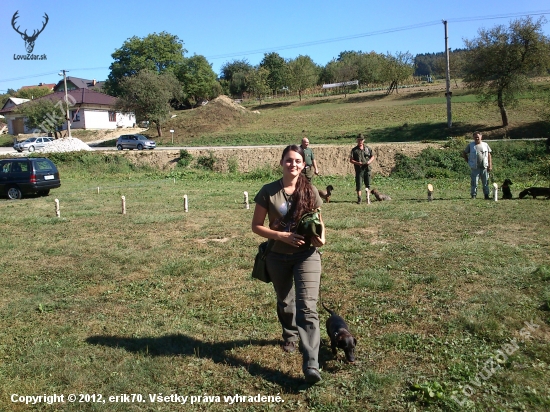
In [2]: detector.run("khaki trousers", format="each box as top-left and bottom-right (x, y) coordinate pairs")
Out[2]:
(266, 247), (321, 372)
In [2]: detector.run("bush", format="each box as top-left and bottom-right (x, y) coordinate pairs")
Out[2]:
(227, 157), (238, 173)
(196, 152), (216, 171)
(178, 149), (193, 168)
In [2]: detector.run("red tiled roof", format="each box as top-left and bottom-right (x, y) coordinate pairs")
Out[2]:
(20, 83), (56, 90)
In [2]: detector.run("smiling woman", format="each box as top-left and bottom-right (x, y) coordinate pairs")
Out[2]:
(251, 144), (325, 384)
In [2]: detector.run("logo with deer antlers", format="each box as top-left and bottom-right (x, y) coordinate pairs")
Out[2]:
(11, 11), (49, 54)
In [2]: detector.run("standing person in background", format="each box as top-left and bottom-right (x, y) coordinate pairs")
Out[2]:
(349, 134), (375, 204)
(462, 131), (492, 199)
(251, 144), (326, 384)
(300, 137), (319, 182)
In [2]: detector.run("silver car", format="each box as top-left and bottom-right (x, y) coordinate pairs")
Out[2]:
(116, 134), (156, 150)
(14, 136), (54, 152)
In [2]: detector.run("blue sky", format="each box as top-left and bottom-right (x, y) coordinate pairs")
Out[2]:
(1, 0), (549, 93)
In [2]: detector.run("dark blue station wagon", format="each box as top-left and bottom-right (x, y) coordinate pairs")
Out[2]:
(0, 157), (61, 200)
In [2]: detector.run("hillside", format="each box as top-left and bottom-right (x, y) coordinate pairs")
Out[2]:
(151, 79), (550, 146)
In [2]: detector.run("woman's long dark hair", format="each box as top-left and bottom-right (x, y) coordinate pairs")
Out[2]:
(281, 145), (317, 225)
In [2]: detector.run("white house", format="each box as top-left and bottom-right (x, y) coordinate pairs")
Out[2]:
(0, 89), (135, 135)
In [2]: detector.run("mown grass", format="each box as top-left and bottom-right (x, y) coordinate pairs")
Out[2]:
(0, 145), (548, 411)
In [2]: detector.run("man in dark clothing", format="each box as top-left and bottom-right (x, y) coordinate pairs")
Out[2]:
(349, 134), (375, 204)
(300, 137), (319, 182)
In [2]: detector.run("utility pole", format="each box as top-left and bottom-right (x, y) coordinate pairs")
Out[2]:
(443, 20), (452, 128)
(59, 69), (71, 137)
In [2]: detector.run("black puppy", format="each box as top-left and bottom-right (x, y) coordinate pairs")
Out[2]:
(502, 179), (513, 199)
(322, 302), (357, 362)
(519, 187), (550, 199)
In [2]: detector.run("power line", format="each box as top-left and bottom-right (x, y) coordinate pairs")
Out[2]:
(205, 9), (550, 61)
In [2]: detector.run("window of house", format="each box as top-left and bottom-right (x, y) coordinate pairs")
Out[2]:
(71, 110), (80, 122)
(108, 111), (116, 122)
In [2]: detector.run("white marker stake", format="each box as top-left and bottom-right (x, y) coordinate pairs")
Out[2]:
(184, 194), (188, 212)
(121, 196), (126, 215)
(54, 199), (60, 217)
(244, 191), (249, 209)
(493, 183), (499, 202)
(427, 184), (434, 202)
(366, 188), (371, 205)
(97, 187), (100, 194)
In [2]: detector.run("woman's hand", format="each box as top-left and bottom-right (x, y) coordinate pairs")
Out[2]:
(310, 213), (326, 247)
(286, 232), (305, 247)
(310, 234), (325, 247)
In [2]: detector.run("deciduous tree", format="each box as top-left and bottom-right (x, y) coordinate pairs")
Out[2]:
(381, 52), (414, 94)
(463, 16), (550, 126)
(287, 55), (319, 101)
(175, 55), (221, 108)
(259, 52), (288, 95)
(116, 70), (183, 137)
(246, 67), (270, 104)
(15, 99), (65, 135)
(105, 32), (186, 96)
(15, 86), (53, 100)
(219, 59), (253, 98)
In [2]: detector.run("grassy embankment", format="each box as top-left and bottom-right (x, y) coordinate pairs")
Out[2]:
(0, 83), (549, 411)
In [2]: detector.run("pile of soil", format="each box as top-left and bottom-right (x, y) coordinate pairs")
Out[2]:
(160, 95), (254, 137)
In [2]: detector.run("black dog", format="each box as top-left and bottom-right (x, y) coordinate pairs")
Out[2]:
(502, 179), (513, 199)
(322, 302), (357, 362)
(519, 187), (550, 199)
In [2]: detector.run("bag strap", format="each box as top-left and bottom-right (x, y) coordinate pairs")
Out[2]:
(262, 239), (274, 258)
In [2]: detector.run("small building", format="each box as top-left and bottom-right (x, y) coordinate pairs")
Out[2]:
(0, 89), (135, 135)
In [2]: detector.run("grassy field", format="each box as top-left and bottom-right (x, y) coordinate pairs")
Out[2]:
(147, 80), (550, 147)
(0, 145), (549, 411)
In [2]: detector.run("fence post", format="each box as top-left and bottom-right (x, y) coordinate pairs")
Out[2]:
(243, 191), (249, 209)
(54, 199), (60, 217)
(493, 183), (498, 202)
(184, 194), (188, 212)
(121, 196), (126, 215)
(366, 188), (371, 205)
(427, 184), (434, 201)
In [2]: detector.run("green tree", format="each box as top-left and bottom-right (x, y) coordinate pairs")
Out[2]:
(15, 98), (66, 135)
(15, 86), (53, 100)
(175, 55), (221, 108)
(259, 52), (288, 95)
(105, 32), (186, 96)
(116, 70), (183, 137)
(246, 67), (271, 104)
(463, 16), (550, 126)
(220, 59), (253, 97)
(287, 55), (319, 101)
(381, 52), (414, 94)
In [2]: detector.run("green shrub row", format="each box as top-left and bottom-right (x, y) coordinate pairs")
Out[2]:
(391, 139), (550, 181)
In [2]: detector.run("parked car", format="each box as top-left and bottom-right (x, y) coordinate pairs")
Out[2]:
(116, 134), (156, 150)
(13, 136), (54, 152)
(0, 157), (61, 200)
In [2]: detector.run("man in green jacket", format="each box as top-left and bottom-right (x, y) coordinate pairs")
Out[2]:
(349, 134), (375, 204)
(300, 137), (319, 182)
